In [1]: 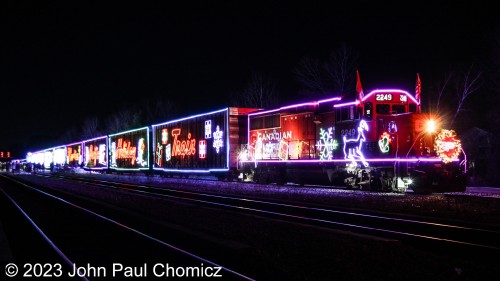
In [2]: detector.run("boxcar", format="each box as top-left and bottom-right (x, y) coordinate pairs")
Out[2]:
(82, 135), (108, 171)
(108, 127), (150, 172)
(151, 107), (258, 179)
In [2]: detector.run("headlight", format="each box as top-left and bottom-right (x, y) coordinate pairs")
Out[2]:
(426, 120), (436, 133)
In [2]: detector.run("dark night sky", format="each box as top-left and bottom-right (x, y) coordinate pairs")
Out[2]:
(1, 1), (497, 158)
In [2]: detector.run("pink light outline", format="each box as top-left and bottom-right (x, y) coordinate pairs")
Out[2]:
(248, 96), (342, 117)
(362, 89), (420, 105)
(240, 158), (458, 164)
(152, 167), (228, 173)
(333, 101), (360, 108)
(247, 97), (342, 151)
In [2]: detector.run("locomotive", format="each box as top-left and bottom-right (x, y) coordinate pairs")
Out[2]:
(25, 72), (467, 194)
(239, 72), (467, 193)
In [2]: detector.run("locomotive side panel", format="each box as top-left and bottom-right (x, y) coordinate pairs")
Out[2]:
(281, 112), (319, 159)
(248, 113), (282, 160)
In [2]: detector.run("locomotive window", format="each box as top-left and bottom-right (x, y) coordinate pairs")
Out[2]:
(335, 106), (359, 121)
(364, 102), (372, 120)
(251, 114), (280, 130)
(392, 105), (405, 114)
(264, 114), (280, 128)
(336, 107), (349, 121)
(250, 117), (263, 130)
(376, 104), (390, 115)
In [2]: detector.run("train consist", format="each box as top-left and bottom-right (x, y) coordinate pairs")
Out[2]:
(26, 73), (467, 193)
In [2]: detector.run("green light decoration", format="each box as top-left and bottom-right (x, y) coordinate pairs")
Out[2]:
(317, 127), (338, 160)
(378, 131), (391, 153)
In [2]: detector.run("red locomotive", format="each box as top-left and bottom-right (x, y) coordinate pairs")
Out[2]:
(239, 72), (467, 193)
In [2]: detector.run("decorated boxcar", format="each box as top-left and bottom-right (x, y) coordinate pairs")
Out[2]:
(108, 127), (150, 172)
(82, 135), (108, 171)
(151, 107), (258, 179)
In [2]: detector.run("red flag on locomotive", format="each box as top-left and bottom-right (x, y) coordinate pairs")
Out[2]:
(356, 69), (364, 101)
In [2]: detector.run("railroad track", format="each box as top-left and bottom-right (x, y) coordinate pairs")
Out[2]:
(4, 172), (500, 280)
(0, 174), (255, 281)
(21, 173), (500, 256)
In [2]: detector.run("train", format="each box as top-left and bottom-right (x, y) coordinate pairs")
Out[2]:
(25, 72), (467, 194)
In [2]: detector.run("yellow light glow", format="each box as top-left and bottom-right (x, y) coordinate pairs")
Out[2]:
(426, 120), (436, 133)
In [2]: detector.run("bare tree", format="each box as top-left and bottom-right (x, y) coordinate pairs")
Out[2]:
(293, 44), (359, 99)
(230, 72), (279, 109)
(450, 64), (483, 127)
(58, 127), (79, 144)
(139, 97), (177, 125)
(81, 116), (101, 139)
(492, 30), (500, 94)
(104, 109), (142, 134)
(426, 71), (453, 116)
(433, 72), (453, 113)
(324, 43), (359, 98)
(292, 56), (325, 94)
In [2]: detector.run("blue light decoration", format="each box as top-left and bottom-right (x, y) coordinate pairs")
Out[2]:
(199, 140), (207, 159)
(213, 125), (223, 153)
(388, 121), (398, 133)
(165, 144), (171, 162)
(317, 127), (338, 160)
(205, 120), (212, 139)
(343, 120), (369, 167)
